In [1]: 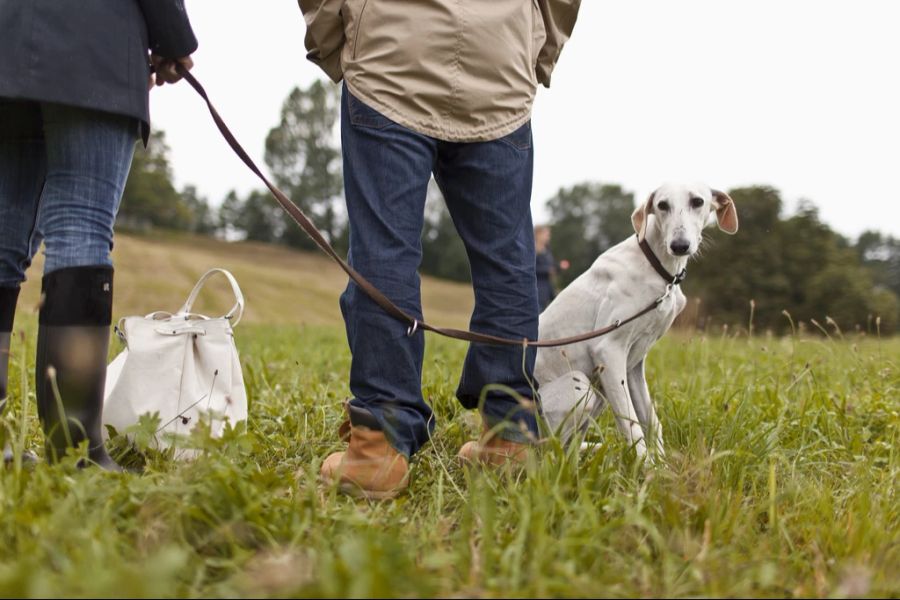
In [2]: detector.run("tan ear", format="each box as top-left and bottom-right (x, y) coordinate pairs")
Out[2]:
(631, 192), (656, 241)
(712, 189), (739, 234)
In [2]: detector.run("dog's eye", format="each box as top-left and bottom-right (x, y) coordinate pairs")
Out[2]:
(657, 201), (670, 212)
(690, 196), (704, 208)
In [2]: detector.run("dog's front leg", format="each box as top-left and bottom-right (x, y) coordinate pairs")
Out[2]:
(592, 346), (647, 458)
(628, 360), (665, 459)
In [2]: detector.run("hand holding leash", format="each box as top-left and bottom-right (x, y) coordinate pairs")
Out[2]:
(151, 54), (194, 88)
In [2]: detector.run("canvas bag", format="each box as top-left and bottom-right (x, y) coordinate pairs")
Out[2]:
(103, 268), (248, 458)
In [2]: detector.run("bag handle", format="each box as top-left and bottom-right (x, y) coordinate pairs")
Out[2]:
(177, 268), (245, 327)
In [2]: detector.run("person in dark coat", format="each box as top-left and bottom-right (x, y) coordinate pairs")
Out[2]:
(534, 225), (557, 311)
(0, 0), (198, 470)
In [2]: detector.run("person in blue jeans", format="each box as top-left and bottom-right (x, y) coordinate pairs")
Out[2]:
(0, 1), (197, 469)
(326, 88), (541, 498)
(303, 0), (583, 498)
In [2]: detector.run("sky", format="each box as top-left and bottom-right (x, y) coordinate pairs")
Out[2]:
(150, 0), (900, 239)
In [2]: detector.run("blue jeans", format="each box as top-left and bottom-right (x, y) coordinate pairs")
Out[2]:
(0, 100), (137, 287)
(340, 86), (540, 458)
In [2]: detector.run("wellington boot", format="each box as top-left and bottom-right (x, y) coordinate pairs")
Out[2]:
(35, 267), (123, 471)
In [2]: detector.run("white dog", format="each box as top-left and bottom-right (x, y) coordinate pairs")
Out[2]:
(536, 183), (739, 459)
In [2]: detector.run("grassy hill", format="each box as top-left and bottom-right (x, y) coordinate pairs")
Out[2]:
(18, 231), (475, 329)
(3, 231), (897, 597)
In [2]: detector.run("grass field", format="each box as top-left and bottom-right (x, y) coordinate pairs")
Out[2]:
(1, 234), (897, 598)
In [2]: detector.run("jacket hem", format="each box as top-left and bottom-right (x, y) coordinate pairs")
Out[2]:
(344, 79), (534, 143)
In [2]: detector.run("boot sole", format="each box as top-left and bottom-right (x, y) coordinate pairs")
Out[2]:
(338, 481), (403, 500)
(319, 473), (406, 500)
(457, 451), (527, 470)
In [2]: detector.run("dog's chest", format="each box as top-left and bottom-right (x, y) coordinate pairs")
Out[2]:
(626, 287), (685, 367)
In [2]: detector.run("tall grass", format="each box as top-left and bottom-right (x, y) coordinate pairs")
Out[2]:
(0, 317), (896, 598)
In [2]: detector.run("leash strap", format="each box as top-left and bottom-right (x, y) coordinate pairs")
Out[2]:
(178, 68), (666, 348)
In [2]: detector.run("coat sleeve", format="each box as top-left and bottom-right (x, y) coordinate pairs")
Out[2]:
(535, 0), (582, 88)
(136, 0), (198, 58)
(298, 0), (345, 83)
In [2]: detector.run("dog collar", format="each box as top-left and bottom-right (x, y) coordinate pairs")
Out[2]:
(638, 237), (687, 285)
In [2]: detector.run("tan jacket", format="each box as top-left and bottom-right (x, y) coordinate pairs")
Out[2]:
(298, 0), (581, 142)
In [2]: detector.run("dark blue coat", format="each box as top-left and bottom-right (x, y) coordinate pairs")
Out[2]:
(535, 249), (556, 310)
(0, 0), (197, 137)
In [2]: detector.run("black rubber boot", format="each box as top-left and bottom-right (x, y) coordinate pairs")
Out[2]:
(35, 266), (122, 471)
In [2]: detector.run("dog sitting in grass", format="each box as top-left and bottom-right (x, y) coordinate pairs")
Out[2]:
(536, 183), (739, 459)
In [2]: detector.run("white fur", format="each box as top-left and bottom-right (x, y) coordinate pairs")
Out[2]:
(536, 183), (736, 460)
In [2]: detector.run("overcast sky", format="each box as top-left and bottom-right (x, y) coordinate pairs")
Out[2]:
(150, 0), (900, 239)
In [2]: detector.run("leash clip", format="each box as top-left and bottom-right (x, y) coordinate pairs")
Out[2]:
(406, 319), (419, 337)
(657, 284), (675, 305)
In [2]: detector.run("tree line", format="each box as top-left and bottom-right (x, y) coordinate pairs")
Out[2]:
(118, 80), (900, 335)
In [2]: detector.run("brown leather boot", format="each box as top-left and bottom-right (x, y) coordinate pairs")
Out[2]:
(458, 424), (530, 468)
(320, 420), (409, 500)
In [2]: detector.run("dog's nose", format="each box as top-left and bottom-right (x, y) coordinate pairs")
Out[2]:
(670, 240), (691, 256)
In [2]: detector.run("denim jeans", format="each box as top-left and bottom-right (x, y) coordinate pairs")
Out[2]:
(0, 100), (137, 288)
(340, 86), (540, 458)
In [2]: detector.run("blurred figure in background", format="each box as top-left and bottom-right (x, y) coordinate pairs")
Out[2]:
(535, 225), (557, 311)
(0, 0), (197, 469)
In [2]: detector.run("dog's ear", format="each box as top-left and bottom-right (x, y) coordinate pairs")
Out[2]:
(712, 189), (739, 234)
(631, 191), (656, 241)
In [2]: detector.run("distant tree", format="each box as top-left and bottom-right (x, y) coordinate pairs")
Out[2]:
(857, 231), (900, 297)
(217, 189), (282, 243)
(118, 131), (218, 235)
(687, 187), (898, 334)
(804, 258), (892, 334)
(218, 190), (244, 238)
(684, 187), (788, 329)
(179, 185), (216, 235)
(264, 81), (343, 250)
(867, 287), (900, 335)
(545, 183), (634, 286)
(118, 131), (192, 230)
(421, 181), (470, 283)
(856, 230), (900, 333)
